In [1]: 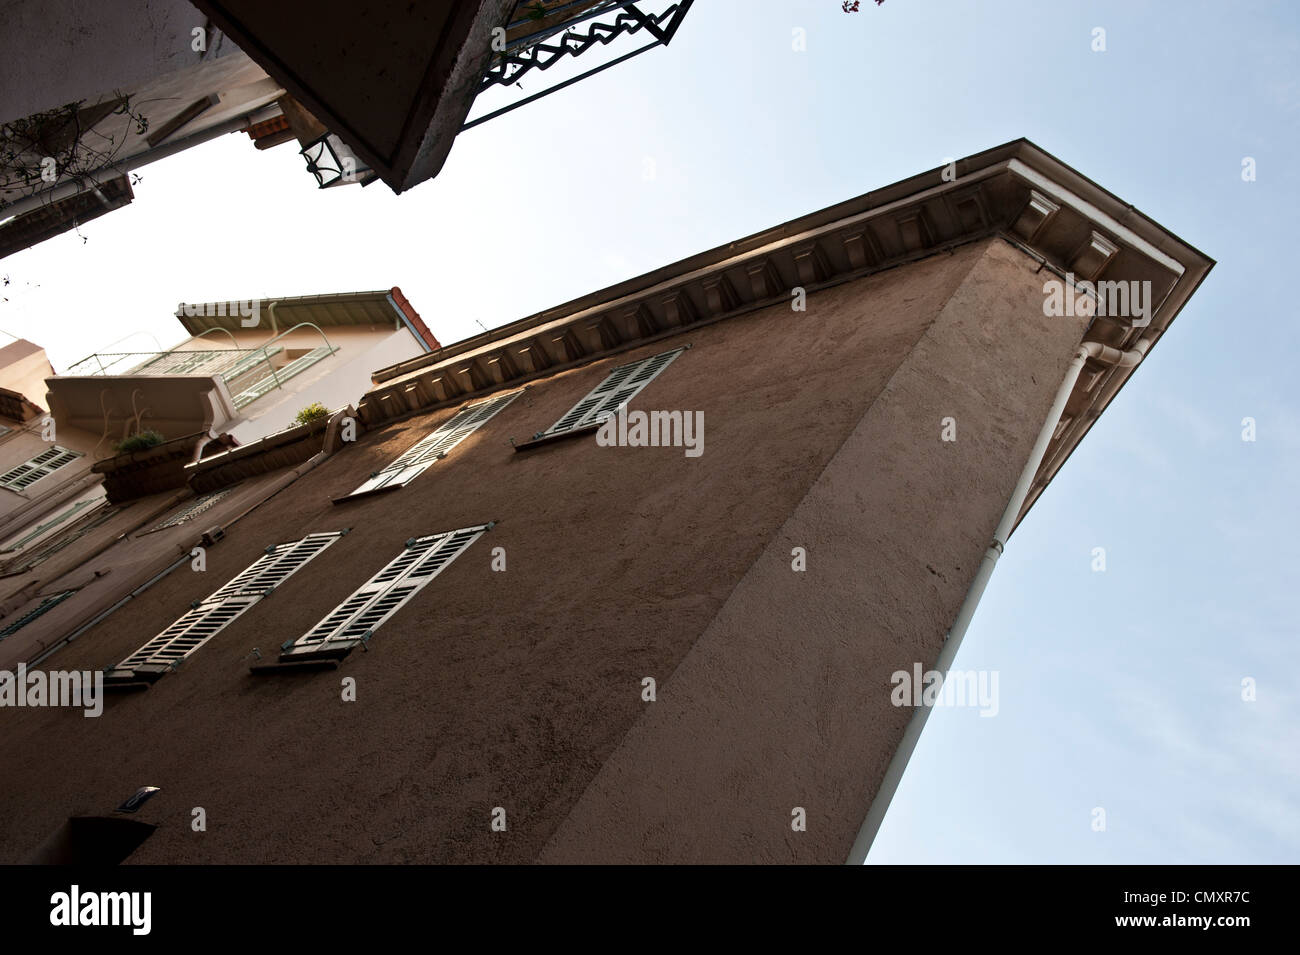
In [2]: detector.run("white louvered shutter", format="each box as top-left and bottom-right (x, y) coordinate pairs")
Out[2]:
(282, 525), (487, 658)
(347, 391), (520, 497)
(206, 532), (339, 600)
(114, 531), (343, 672)
(151, 486), (237, 531)
(0, 446), (81, 490)
(117, 595), (260, 670)
(542, 348), (684, 437)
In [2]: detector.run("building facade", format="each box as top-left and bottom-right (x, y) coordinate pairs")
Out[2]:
(0, 0), (291, 257)
(0, 142), (1211, 864)
(191, 0), (694, 193)
(1, 0), (697, 256)
(0, 287), (435, 671)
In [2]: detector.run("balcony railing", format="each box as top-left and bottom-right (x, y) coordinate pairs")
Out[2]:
(66, 346), (281, 379)
(464, 0), (694, 130)
(65, 324), (339, 410)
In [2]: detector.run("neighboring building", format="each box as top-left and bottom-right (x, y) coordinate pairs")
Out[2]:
(0, 287), (435, 669)
(0, 339), (104, 546)
(0, 338), (55, 413)
(0, 141), (1211, 864)
(0, 0), (293, 257)
(56, 287), (438, 446)
(176, 0), (693, 191)
(1, 1), (696, 255)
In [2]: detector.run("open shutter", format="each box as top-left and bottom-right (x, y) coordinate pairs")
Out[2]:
(116, 595), (260, 670)
(207, 532), (340, 599)
(111, 531), (343, 677)
(346, 391), (520, 498)
(542, 348), (684, 437)
(281, 525), (488, 659)
(150, 486), (238, 531)
(0, 446), (81, 491)
(0, 589), (77, 640)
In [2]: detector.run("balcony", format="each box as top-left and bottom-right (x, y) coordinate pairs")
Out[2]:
(64, 324), (339, 410)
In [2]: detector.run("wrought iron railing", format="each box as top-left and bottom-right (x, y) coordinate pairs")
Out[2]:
(466, 0), (694, 130)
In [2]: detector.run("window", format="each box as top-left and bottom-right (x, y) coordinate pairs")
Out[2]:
(1, 491), (105, 554)
(279, 525), (489, 660)
(340, 390), (520, 501)
(3, 503), (120, 573)
(149, 486), (238, 532)
(0, 589), (77, 641)
(231, 345), (337, 408)
(540, 348), (684, 439)
(0, 446), (82, 491)
(109, 531), (344, 680)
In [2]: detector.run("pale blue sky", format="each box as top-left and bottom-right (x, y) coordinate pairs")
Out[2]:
(2, 0), (1296, 863)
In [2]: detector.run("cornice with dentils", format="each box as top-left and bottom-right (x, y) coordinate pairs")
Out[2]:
(357, 140), (1214, 516)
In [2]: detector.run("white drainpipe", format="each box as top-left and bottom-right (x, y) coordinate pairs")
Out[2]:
(845, 336), (1151, 865)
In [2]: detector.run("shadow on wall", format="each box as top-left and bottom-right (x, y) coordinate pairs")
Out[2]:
(26, 815), (156, 865)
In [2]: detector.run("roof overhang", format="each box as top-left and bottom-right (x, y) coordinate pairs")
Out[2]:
(175, 287), (439, 351)
(0, 386), (43, 424)
(358, 139), (1214, 523)
(188, 0), (516, 193)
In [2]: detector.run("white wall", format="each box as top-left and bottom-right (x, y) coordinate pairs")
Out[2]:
(1, 0), (220, 121)
(226, 327), (425, 442)
(0, 423), (100, 528)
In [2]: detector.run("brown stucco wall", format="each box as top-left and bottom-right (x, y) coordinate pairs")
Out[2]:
(0, 471), (295, 669)
(0, 238), (1083, 864)
(540, 239), (1090, 862)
